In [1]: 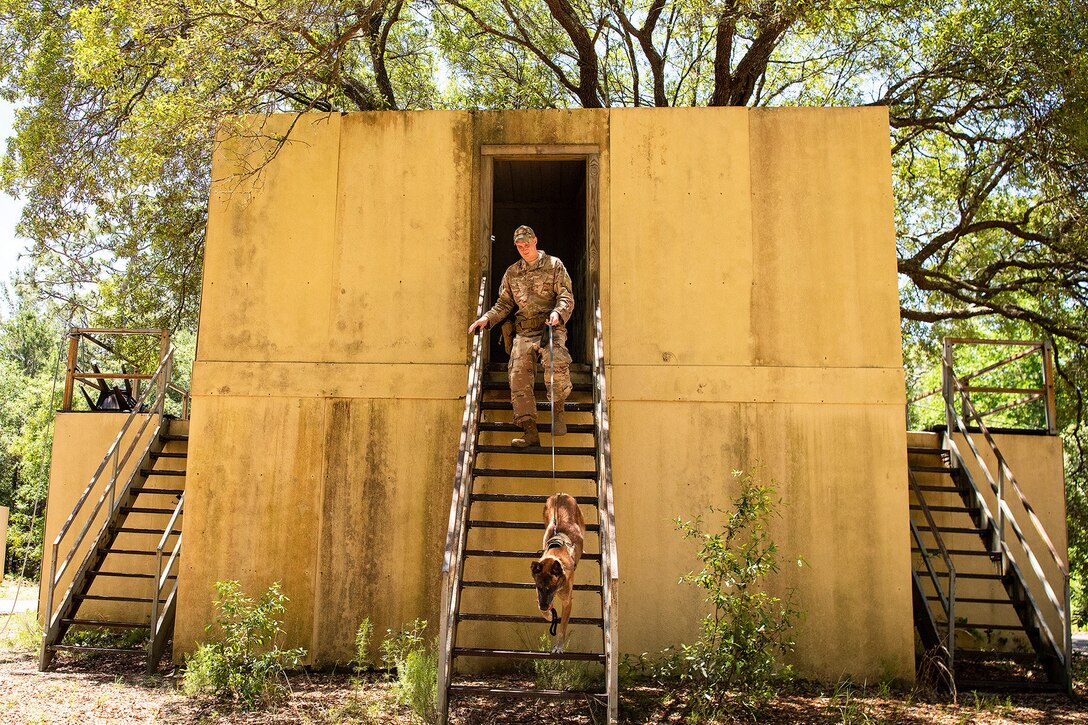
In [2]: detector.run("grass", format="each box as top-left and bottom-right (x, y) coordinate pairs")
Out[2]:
(0, 609), (42, 652)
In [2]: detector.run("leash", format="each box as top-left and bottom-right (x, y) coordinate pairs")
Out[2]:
(549, 325), (556, 484)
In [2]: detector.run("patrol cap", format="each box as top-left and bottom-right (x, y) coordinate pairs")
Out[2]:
(513, 225), (536, 241)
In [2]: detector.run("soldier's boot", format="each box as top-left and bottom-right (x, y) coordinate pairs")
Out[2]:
(512, 418), (540, 448)
(551, 398), (568, 437)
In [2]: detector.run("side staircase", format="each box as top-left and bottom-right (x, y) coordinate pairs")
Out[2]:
(437, 280), (619, 724)
(908, 339), (1070, 692)
(41, 342), (187, 673)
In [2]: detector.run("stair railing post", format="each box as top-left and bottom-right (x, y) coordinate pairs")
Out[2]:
(996, 465), (1006, 561)
(942, 339), (955, 437)
(947, 569), (955, 675)
(1042, 340), (1058, 435)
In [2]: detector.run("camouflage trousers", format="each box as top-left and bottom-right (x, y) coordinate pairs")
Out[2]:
(509, 327), (572, 426)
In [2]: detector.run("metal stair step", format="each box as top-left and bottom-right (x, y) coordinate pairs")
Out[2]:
(910, 504), (975, 513)
(129, 488), (184, 496)
(47, 644), (146, 654)
(449, 684), (605, 700)
(452, 647), (604, 663)
(75, 594), (154, 603)
(482, 381), (593, 392)
(911, 465), (955, 474)
(908, 447), (948, 456)
(461, 580), (602, 593)
(120, 506), (177, 515)
(481, 402), (594, 412)
(91, 571), (177, 580)
(103, 549), (157, 556)
(926, 596), (1014, 605)
(954, 678), (1063, 693)
(60, 619), (149, 629)
(458, 613), (603, 626)
(149, 451), (187, 459)
(938, 621), (1029, 631)
(468, 520), (600, 532)
(112, 527), (181, 536)
(465, 549), (600, 562)
(932, 571), (1004, 580)
(140, 468), (186, 477)
(479, 422), (594, 434)
(476, 445), (596, 456)
(912, 547), (998, 557)
(473, 468), (597, 479)
(914, 485), (961, 493)
(159, 434), (189, 442)
(471, 494), (597, 505)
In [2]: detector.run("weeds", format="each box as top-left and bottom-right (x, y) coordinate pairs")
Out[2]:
(376, 620), (437, 724)
(532, 634), (602, 692)
(182, 580), (306, 709)
(353, 617), (373, 673)
(0, 610), (42, 652)
(662, 468), (803, 716)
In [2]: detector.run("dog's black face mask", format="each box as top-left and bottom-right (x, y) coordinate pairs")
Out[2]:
(531, 559), (564, 611)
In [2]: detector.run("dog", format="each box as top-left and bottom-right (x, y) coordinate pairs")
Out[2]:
(530, 493), (585, 653)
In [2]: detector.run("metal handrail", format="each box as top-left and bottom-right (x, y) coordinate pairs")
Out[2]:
(149, 492), (183, 671)
(591, 292), (619, 725)
(939, 350), (1070, 682)
(438, 277), (488, 725)
(43, 348), (175, 632)
(908, 469), (956, 671)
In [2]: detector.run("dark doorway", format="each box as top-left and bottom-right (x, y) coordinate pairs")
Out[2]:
(489, 159), (589, 365)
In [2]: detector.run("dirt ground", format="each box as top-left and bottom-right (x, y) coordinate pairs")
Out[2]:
(1, 637), (1088, 725)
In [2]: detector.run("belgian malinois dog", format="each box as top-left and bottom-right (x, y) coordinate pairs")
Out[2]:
(530, 493), (585, 652)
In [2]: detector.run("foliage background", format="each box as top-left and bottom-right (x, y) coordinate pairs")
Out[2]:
(1, 0), (1087, 619)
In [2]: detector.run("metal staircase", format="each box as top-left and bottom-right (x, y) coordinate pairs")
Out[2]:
(40, 331), (188, 673)
(908, 339), (1070, 692)
(437, 279), (619, 724)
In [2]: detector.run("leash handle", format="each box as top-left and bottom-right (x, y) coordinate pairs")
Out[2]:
(550, 607), (559, 637)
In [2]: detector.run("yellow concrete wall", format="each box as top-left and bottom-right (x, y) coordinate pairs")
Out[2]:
(909, 430), (1067, 652)
(182, 107), (914, 680)
(39, 413), (163, 623)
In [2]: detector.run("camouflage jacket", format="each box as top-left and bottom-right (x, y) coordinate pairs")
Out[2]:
(484, 251), (575, 333)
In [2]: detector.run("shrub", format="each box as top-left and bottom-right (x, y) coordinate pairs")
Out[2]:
(667, 468), (803, 714)
(182, 580), (307, 708)
(380, 620), (437, 724)
(353, 617), (374, 673)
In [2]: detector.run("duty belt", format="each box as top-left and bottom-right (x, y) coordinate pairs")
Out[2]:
(515, 314), (548, 335)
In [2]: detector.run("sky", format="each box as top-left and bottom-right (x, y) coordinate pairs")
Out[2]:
(0, 99), (26, 288)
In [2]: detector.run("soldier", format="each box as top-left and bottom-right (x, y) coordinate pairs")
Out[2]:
(468, 225), (574, 447)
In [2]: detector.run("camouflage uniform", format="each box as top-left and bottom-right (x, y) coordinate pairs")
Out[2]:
(484, 250), (575, 426)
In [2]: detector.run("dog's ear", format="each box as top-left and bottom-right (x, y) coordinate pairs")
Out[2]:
(550, 559), (564, 578)
(531, 561), (544, 577)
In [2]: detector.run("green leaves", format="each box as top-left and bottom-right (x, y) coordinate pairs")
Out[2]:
(669, 468), (801, 715)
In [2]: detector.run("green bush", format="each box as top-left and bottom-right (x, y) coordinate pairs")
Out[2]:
(380, 620), (437, 724)
(666, 468), (803, 714)
(182, 580), (307, 708)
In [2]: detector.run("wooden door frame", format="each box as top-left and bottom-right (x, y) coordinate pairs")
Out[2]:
(479, 144), (601, 363)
